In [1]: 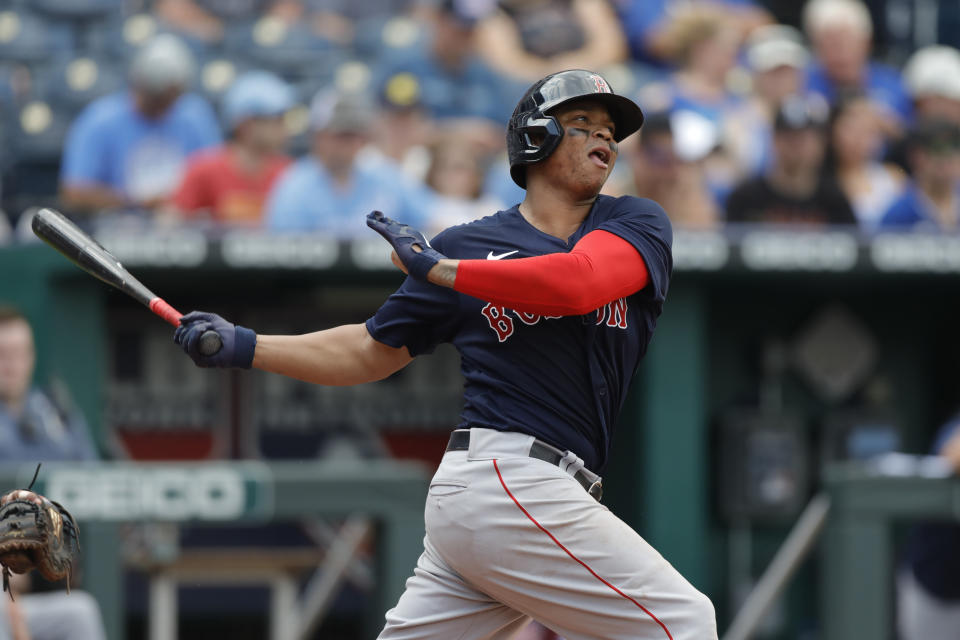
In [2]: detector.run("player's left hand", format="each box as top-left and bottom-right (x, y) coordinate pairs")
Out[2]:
(175, 311), (256, 369)
(366, 211), (447, 280)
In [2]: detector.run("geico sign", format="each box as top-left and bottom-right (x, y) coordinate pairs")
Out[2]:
(44, 468), (247, 521)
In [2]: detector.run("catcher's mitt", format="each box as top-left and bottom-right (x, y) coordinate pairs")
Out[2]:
(0, 484), (80, 600)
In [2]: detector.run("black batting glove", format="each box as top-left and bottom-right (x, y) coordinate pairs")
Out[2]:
(175, 311), (256, 369)
(366, 211), (446, 280)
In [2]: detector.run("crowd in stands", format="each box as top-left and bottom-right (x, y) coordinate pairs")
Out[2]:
(0, 0), (958, 242)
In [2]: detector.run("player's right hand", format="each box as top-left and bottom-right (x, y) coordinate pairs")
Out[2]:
(175, 311), (257, 369)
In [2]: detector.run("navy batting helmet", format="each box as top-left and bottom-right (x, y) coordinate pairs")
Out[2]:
(506, 69), (644, 188)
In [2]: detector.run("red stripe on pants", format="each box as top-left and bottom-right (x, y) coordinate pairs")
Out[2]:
(493, 459), (673, 640)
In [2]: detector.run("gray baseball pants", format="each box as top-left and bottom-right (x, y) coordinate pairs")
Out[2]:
(378, 428), (717, 639)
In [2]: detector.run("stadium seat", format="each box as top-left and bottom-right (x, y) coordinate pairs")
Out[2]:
(0, 9), (74, 63)
(11, 99), (71, 163)
(30, 0), (122, 20)
(38, 56), (124, 114)
(3, 98), (70, 215)
(352, 14), (425, 62)
(197, 0), (270, 20)
(223, 16), (345, 81)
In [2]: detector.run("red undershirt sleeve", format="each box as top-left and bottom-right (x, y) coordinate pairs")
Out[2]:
(453, 229), (650, 316)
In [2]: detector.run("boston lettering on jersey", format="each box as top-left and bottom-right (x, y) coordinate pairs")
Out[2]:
(482, 298), (629, 342)
(366, 196), (673, 472)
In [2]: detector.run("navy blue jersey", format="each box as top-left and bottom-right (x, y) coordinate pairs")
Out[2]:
(366, 195), (673, 472)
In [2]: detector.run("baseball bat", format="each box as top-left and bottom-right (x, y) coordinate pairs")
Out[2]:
(30, 208), (222, 356)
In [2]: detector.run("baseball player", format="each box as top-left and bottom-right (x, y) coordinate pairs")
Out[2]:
(175, 69), (717, 639)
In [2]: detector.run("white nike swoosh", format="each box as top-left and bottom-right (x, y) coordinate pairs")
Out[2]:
(487, 250), (518, 260)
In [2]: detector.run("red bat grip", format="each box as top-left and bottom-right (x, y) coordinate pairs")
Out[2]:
(149, 298), (182, 326)
(149, 298), (223, 356)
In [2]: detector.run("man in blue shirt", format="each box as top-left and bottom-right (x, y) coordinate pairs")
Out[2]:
(59, 34), (221, 216)
(0, 306), (104, 640)
(802, 0), (911, 127)
(879, 119), (960, 230)
(264, 90), (426, 235)
(0, 307), (97, 462)
(375, 0), (520, 126)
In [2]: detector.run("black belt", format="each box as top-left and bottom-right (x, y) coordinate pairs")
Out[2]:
(446, 430), (603, 502)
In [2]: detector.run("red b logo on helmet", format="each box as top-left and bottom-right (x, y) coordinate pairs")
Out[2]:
(590, 74), (611, 94)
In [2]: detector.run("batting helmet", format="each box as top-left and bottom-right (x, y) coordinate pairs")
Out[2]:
(507, 69), (644, 188)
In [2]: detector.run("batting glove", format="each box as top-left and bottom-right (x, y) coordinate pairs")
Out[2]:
(366, 211), (446, 280)
(175, 311), (256, 369)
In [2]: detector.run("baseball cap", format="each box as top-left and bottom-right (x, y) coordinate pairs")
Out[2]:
(309, 90), (375, 133)
(903, 45), (960, 101)
(129, 33), (195, 94)
(746, 25), (810, 72)
(380, 71), (423, 110)
(774, 94), (829, 131)
(222, 71), (294, 130)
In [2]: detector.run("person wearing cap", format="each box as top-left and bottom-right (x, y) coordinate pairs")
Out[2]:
(726, 94), (856, 226)
(878, 119), (960, 231)
(802, 0), (910, 130)
(171, 71), (293, 225)
(369, 71), (433, 181)
(616, 111), (719, 229)
(59, 34), (222, 216)
(725, 24), (811, 176)
(902, 45), (960, 126)
(376, 0), (518, 127)
(264, 90), (426, 235)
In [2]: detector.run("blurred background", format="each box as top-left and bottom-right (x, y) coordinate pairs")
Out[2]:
(2, 0), (960, 638)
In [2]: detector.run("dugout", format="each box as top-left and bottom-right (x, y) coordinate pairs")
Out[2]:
(3, 226), (960, 638)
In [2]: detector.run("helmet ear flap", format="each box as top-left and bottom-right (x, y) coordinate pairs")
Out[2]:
(508, 113), (564, 187)
(521, 115), (563, 156)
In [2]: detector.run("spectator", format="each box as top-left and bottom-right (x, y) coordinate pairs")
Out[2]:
(824, 93), (905, 231)
(475, 0), (628, 82)
(172, 71), (294, 225)
(898, 417), (960, 640)
(370, 72), (433, 181)
(59, 34), (222, 217)
(269, 0), (416, 46)
(637, 6), (748, 204)
(879, 119), (960, 231)
(0, 307), (97, 462)
(265, 90), (426, 235)
(153, 0), (238, 44)
(726, 24), (811, 176)
(378, 0), (517, 129)
(726, 94), (856, 226)
(802, 0), (911, 131)
(0, 574), (106, 640)
(613, 111), (719, 228)
(0, 306), (106, 640)
(902, 45), (960, 126)
(422, 131), (505, 236)
(614, 0), (771, 67)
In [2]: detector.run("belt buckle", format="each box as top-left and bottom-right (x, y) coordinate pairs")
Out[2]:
(588, 479), (603, 502)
